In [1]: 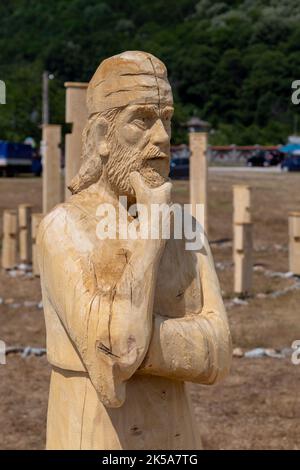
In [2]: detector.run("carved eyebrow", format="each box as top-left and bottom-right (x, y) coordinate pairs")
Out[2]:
(126, 105), (174, 121)
(128, 105), (158, 118)
(161, 106), (174, 118)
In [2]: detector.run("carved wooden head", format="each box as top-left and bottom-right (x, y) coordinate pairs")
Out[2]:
(69, 51), (174, 197)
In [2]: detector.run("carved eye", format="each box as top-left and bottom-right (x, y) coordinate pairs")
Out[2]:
(162, 116), (172, 128)
(132, 118), (147, 130)
(162, 108), (174, 122)
(162, 115), (172, 124)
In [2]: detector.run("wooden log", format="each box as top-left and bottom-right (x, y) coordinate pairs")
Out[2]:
(233, 184), (251, 224)
(189, 131), (208, 231)
(288, 211), (300, 275)
(233, 185), (252, 296)
(42, 124), (62, 214)
(18, 204), (32, 264)
(1, 210), (18, 269)
(32, 213), (44, 276)
(233, 223), (253, 295)
(64, 82), (88, 200)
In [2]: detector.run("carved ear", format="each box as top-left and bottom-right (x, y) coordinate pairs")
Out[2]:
(94, 117), (109, 159)
(68, 116), (108, 194)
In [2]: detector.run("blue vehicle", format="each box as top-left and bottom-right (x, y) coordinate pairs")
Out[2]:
(169, 157), (189, 179)
(281, 154), (300, 172)
(0, 141), (42, 176)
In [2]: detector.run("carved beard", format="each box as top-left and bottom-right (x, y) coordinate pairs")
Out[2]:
(105, 136), (170, 197)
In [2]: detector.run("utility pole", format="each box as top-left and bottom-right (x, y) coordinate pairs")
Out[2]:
(293, 114), (298, 136)
(42, 71), (49, 125)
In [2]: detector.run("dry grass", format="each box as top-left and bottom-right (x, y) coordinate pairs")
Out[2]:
(0, 170), (300, 449)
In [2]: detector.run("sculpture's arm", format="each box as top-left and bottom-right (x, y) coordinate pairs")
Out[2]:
(138, 234), (232, 384)
(37, 209), (165, 408)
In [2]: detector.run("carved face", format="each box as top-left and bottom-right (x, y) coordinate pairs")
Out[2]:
(105, 103), (174, 197)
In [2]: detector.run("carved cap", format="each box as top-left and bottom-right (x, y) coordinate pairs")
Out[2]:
(87, 51), (173, 116)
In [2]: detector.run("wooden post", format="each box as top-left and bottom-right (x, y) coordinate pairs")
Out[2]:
(32, 213), (44, 276)
(42, 124), (62, 214)
(189, 131), (208, 230)
(288, 211), (300, 275)
(234, 223), (253, 295)
(233, 185), (251, 224)
(233, 185), (253, 295)
(64, 82), (88, 200)
(1, 210), (18, 269)
(18, 204), (32, 264)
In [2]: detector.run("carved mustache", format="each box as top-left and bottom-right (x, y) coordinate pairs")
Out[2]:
(143, 148), (169, 161)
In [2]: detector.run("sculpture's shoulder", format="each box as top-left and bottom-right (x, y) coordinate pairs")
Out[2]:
(38, 203), (67, 232)
(37, 200), (95, 255)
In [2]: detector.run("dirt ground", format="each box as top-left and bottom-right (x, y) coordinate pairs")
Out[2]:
(0, 171), (300, 450)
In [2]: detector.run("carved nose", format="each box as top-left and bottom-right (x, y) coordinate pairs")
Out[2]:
(151, 120), (170, 152)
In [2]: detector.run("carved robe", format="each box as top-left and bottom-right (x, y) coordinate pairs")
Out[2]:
(38, 188), (231, 450)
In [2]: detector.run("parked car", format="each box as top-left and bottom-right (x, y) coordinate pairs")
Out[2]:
(0, 141), (42, 176)
(264, 150), (284, 166)
(169, 157), (189, 179)
(281, 155), (300, 172)
(247, 150), (283, 167)
(247, 150), (266, 167)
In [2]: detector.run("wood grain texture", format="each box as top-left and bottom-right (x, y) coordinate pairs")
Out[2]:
(38, 51), (231, 450)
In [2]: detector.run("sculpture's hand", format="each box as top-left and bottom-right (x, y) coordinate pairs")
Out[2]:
(129, 171), (172, 242)
(129, 171), (172, 207)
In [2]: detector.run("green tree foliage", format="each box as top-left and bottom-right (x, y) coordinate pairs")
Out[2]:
(0, 0), (300, 145)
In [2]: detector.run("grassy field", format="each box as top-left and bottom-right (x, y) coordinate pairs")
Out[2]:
(0, 171), (300, 449)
